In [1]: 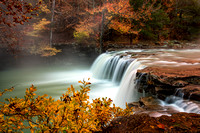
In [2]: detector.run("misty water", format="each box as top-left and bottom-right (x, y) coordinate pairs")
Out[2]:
(0, 46), (119, 103)
(1, 47), (200, 115)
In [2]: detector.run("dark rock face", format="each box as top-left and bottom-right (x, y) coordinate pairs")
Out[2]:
(103, 113), (200, 133)
(180, 85), (200, 101)
(136, 68), (200, 101)
(128, 96), (180, 117)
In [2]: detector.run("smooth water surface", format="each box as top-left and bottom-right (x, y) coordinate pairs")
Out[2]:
(0, 46), (119, 104)
(1, 48), (200, 112)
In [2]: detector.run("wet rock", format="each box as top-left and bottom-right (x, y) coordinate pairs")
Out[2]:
(128, 102), (140, 108)
(103, 113), (200, 133)
(172, 80), (188, 87)
(180, 85), (200, 101)
(128, 96), (181, 118)
(140, 96), (161, 106)
(137, 66), (200, 101)
(190, 92), (200, 101)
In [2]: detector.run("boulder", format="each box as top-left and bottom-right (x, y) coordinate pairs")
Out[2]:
(137, 67), (200, 101)
(104, 113), (200, 132)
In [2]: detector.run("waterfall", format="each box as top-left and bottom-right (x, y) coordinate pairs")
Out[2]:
(91, 53), (113, 79)
(114, 60), (145, 108)
(164, 90), (200, 114)
(91, 50), (200, 113)
(91, 52), (134, 84)
(111, 57), (132, 84)
(91, 51), (146, 108)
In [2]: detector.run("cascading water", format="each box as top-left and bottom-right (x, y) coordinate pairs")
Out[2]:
(114, 59), (145, 108)
(91, 51), (146, 108)
(164, 89), (200, 114)
(1, 48), (199, 116)
(91, 49), (200, 113)
(91, 51), (135, 84)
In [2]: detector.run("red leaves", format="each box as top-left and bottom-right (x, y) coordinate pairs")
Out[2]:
(0, 0), (42, 27)
(157, 123), (165, 129)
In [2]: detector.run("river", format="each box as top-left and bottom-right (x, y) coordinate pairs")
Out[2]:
(1, 47), (200, 114)
(0, 45), (119, 104)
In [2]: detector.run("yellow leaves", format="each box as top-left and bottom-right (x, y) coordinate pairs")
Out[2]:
(0, 80), (133, 132)
(26, 18), (50, 37)
(29, 44), (61, 57)
(40, 46), (62, 57)
(81, 0), (159, 38)
(109, 19), (132, 34)
(40, 3), (51, 14)
(30, 85), (37, 92)
(0, 87), (14, 97)
(150, 125), (155, 129)
(30, 129), (34, 133)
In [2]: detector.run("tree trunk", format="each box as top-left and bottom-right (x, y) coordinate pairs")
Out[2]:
(93, 0), (95, 10)
(130, 33), (133, 45)
(50, 0), (55, 47)
(100, 9), (105, 54)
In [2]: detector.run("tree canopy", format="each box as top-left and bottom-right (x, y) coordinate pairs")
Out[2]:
(0, 0), (200, 54)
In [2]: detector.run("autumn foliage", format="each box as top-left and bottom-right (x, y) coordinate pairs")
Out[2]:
(73, 0), (161, 45)
(0, 80), (133, 132)
(0, 0), (42, 27)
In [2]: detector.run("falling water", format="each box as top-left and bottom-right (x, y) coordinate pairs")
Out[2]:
(1, 49), (200, 114)
(164, 96), (200, 114)
(91, 51), (135, 84)
(91, 49), (200, 112)
(164, 88), (200, 114)
(114, 60), (145, 108)
(91, 51), (146, 108)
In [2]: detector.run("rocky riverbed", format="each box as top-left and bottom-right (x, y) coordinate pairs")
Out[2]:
(103, 112), (200, 132)
(102, 46), (200, 132)
(135, 49), (200, 102)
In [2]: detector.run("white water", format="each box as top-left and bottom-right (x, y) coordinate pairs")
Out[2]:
(115, 60), (145, 108)
(1, 49), (200, 114)
(90, 50), (146, 107)
(90, 49), (200, 113)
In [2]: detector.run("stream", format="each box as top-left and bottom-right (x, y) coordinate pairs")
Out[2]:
(0, 47), (200, 115)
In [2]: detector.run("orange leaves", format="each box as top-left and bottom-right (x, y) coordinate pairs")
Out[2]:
(157, 123), (165, 129)
(81, 0), (159, 37)
(0, 80), (134, 132)
(78, 79), (91, 86)
(0, 87), (14, 97)
(106, 0), (159, 35)
(0, 0), (42, 26)
(30, 85), (37, 92)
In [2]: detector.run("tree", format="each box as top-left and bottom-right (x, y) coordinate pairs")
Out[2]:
(0, 0), (42, 55)
(169, 0), (200, 40)
(139, 0), (173, 41)
(0, 80), (133, 132)
(0, 0), (42, 27)
(74, 0), (161, 53)
(140, 9), (170, 41)
(49, 0), (55, 47)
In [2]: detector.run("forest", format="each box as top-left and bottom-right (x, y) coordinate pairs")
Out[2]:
(0, 0), (200, 55)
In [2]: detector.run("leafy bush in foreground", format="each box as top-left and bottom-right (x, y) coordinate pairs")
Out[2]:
(0, 80), (133, 133)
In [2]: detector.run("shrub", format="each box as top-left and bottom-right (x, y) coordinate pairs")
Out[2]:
(0, 80), (133, 133)
(73, 31), (90, 43)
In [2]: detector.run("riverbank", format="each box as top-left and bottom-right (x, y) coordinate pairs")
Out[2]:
(103, 112), (200, 132)
(102, 46), (200, 132)
(106, 40), (200, 51)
